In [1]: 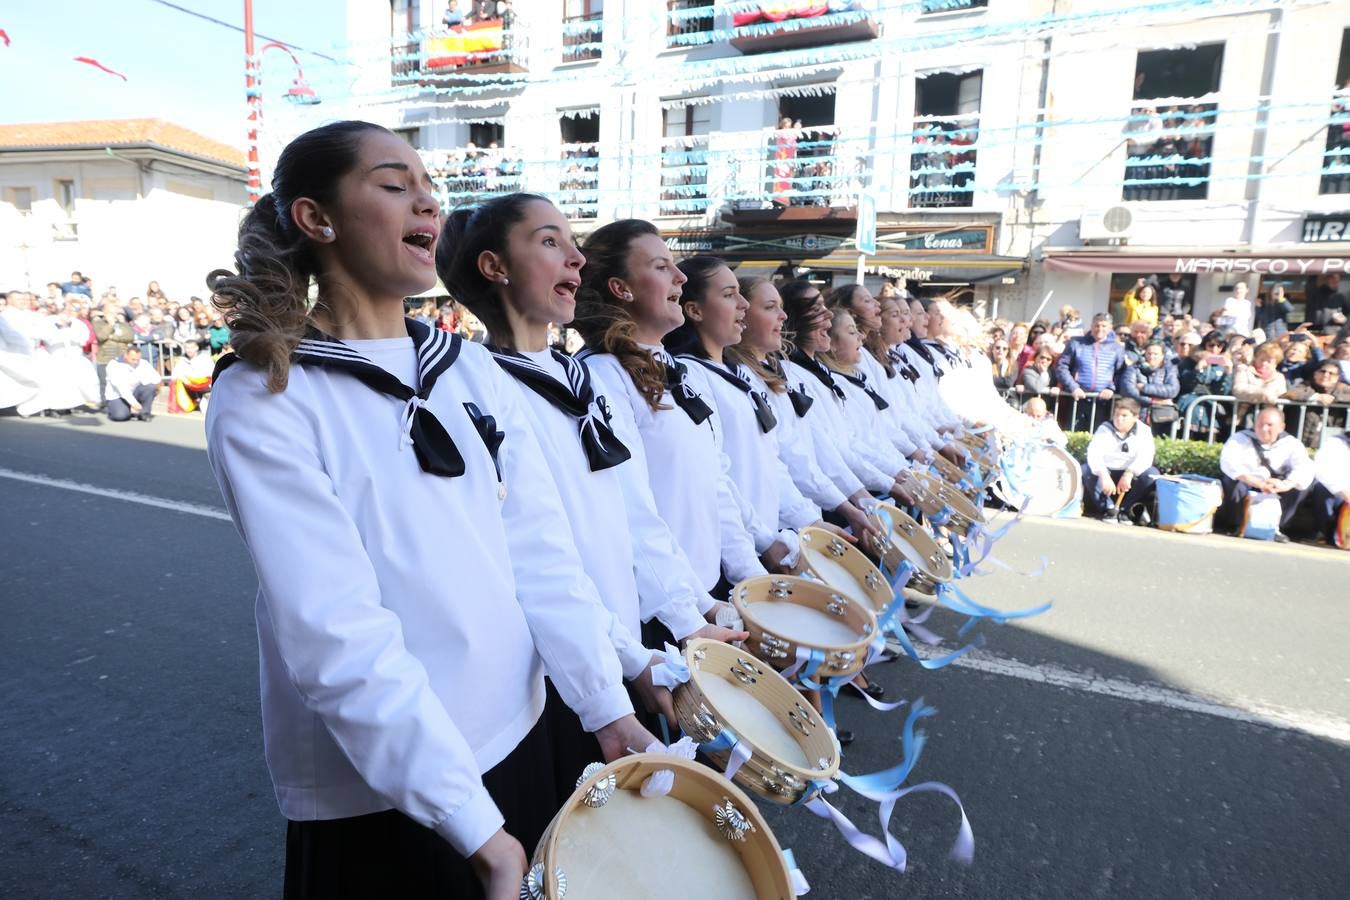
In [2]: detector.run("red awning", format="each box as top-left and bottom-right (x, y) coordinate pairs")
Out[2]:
(1042, 250), (1349, 276)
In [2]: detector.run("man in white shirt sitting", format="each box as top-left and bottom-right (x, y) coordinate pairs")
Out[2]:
(1083, 397), (1159, 525)
(1309, 431), (1350, 548)
(1217, 406), (1314, 542)
(105, 345), (161, 421)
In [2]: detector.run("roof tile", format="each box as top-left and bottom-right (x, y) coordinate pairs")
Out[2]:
(0, 118), (246, 168)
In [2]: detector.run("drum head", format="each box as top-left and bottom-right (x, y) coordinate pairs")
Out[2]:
(874, 503), (953, 585)
(797, 527), (890, 614)
(1002, 444), (1081, 517)
(533, 754), (794, 900)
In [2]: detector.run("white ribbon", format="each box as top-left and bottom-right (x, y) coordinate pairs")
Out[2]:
(777, 528), (802, 569)
(648, 642), (690, 690)
(399, 396), (428, 451)
(639, 736), (698, 798)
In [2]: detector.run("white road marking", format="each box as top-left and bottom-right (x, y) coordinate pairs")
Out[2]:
(0, 467), (232, 523)
(919, 646), (1350, 745)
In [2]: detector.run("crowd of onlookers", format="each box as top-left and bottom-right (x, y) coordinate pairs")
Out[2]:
(981, 274), (1350, 447)
(0, 272), (229, 420)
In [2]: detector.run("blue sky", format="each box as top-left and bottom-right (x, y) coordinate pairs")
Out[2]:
(0, 0), (350, 147)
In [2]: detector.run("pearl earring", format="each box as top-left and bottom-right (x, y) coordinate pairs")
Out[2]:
(502, 277), (510, 286)
(321, 226), (334, 239)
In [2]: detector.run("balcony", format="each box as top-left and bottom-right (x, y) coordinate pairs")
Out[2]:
(660, 134), (710, 216)
(391, 18), (527, 86)
(424, 147), (525, 210)
(709, 124), (867, 223)
(919, 0), (988, 14)
(666, 0), (715, 48)
(1122, 101), (1216, 201)
(562, 11), (603, 63)
(730, 1), (880, 55)
(908, 116), (978, 209)
(558, 143), (600, 219)
(1320, 90), (1350, 195)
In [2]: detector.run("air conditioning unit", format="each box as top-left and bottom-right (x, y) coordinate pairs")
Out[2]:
(1078, 206), (1134, 243)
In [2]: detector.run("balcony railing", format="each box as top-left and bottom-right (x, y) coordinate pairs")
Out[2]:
(1122, 101), (1217, 201)
(559, 143), (600, 219)
(744, 125), (867, 209)
(908, 116), (978, 209)
(1320, 90), (1350, 195)
(920, 0), (988, 13)
(666, 0), (714, 48)
(562, 11), (603, 63)
(391, 18), (527, 84)
(425, 148), (526, 208)
(660, 134), (710, 215)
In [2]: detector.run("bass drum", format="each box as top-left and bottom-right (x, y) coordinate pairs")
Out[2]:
(997, 441), (1082, 517)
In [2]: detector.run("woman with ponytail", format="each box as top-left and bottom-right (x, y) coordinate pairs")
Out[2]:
(435, 195), (742, 794)
(205, 123), (650, 900)
(571, 220), (766, 617)
(734, 277), (878, 538)
(779, 280), (916, 508)
(664, 257), (844, 563)
(879, 295), (969, 465)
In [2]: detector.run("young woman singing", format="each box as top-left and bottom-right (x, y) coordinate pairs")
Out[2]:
(204, 122), (650, 900)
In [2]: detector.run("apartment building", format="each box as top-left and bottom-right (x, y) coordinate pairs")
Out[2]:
(342, 0), (1350, 322)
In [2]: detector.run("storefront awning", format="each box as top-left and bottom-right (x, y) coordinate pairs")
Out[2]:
(1042, 248), (1350, 276)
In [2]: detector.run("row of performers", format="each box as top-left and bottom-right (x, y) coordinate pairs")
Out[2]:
(207, 122), (1014, 900)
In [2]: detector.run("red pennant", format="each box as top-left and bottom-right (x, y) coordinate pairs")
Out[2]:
(0, 29), (11, 47)
(74, 56), (128, 81)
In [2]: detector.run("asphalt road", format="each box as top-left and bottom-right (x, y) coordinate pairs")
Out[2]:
(2, 412), (1347, 899)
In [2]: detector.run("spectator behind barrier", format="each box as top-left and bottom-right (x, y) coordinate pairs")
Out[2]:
(1233, 342), (1287, 424)
(1283, 360), (1350, 446)
(1055, 313), (1125, 431)
(1019, 344), (1058, 396)
(1082, 397), (1159, 525)
(1119, 341), (1179, 434)
(1216, 406), (1314, 542)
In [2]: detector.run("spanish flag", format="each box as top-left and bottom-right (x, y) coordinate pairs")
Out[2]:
(427, 17), (505, 69)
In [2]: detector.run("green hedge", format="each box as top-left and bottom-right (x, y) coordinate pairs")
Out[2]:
(1064, 432), (1224, 478)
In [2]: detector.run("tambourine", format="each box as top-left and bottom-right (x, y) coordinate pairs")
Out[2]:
(524, 753), (795, 899)
(794, 526), (891, 616)
(929, 453), (982, 501)
(864, 502), (953, 595)
(897, 469), (985, 535)
(673, 639), (839, 806)
(732, 576), (877, 681)
(996, 442), (1082, 518)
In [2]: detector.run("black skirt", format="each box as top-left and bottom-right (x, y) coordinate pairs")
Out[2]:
(282, 712), (558, 900)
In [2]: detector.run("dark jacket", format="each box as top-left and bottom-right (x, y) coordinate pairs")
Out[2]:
(1119, 360), (1179, 406)
(1159, 278), (1190, 317)
(1305, 286), (1350, 334)
(91, 314), (133, 365)
(1055, 333), (1126, 394)
(1178, 357), (1233, 397)
(1254, 298), (1294, 339)
(1019, 364), (1055, 394)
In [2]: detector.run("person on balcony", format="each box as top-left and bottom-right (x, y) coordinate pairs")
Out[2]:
(442, 0), (463, 27)
(771, 116), (797, 207)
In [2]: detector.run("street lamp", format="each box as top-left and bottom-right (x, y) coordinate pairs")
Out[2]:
(244, 0), (320, 205)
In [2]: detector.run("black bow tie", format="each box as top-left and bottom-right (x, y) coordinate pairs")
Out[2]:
(905, 337), (944, 377)
(887, 347), (921, 383)
(789, 349), (845, 401)
(836, 369), (889, 411)
(488, 346), (632, 472)
(682, 356), (777, 433)
(761, 357), (813, 417)
(654, 350), (713, 426)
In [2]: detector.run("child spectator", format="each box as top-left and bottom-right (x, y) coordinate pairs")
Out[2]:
(1082, 397), (1159, 525)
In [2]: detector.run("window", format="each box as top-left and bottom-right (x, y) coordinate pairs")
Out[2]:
(3, 186), (33, 212)
(390, 0), (421, 78)
(560, 110), (600, 219)
(667, 0), (713, 47)
(1320, 29), (1350, 195)
(660, 104), (712, 215)
(1124, 44), (1223, 201)
(563, 0), (603, 63)
(909, 71), (981, 209)
(469, 122), (504, 147)
(395, 127), (421, 149)
(765, 93), (841, 207)
(55, 179), (76, 217)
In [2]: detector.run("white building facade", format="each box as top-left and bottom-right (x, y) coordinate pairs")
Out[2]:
(0, 119), (248, 303)
(336, 1), (1348, 321)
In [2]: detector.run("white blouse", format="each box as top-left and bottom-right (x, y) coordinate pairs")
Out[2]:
(747, 362), (850, 514)
(207, 336), (631, 858)
(784, 356), (894, 494)
(584, 349), (766, 595)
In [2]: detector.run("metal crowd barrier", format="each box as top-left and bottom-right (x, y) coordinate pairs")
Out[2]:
(1000, 387), (1349, 449)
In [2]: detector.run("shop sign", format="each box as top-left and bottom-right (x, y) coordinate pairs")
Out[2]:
(1302, 213), (1350, 243)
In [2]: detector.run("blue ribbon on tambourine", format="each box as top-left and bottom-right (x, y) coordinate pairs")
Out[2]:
(799, 700), (975, 872)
